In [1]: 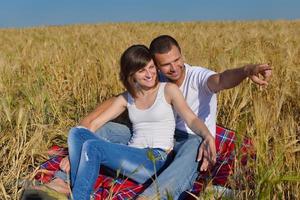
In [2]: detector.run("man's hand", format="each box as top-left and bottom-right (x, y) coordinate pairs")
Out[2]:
(208, 63), (272, 93)
(59, 156), (70, 173)
(244, 63), (272, 86)
(197, 136), (216, 171)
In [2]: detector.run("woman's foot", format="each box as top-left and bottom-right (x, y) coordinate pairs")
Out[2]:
(45, 178), (70, 195)
(32, 178), (70, 195)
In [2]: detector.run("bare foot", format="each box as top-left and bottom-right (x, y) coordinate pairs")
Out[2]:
(45, 178), (70, 195)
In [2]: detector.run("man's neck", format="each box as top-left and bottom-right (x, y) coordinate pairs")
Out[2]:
(173, 67), (186, 87)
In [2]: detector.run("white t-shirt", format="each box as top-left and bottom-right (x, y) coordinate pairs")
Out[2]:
(159, 64), (217, 137)
(127, 83), (176, 149)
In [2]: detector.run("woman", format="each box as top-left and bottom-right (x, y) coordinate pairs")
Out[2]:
(68, 44), (216, 200)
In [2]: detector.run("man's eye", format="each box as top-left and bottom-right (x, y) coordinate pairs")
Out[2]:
(160, 64), (170, 67)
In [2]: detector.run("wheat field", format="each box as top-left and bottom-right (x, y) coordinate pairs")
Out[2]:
(0, 21), (299, 199)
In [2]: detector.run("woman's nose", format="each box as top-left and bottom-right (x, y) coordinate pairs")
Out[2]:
(145, 70), (151, 77)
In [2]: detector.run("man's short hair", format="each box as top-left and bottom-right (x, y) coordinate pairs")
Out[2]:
(149, 35), (181, 56)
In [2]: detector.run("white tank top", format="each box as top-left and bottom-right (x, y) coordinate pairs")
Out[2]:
(127, 83), (175, 150)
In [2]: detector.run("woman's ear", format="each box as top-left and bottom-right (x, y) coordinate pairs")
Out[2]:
(134, 82), (141, 89)
(131, 77), (139, 88)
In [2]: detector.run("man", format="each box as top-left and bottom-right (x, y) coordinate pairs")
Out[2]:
(138, 35), (271, 199)
(59, 35), (271, 199)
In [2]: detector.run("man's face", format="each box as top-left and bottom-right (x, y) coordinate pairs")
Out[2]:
(154, 45), (185, 86)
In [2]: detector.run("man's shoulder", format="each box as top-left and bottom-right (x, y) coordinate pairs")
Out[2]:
(185, 63), (212, 73)
(185, 63), (216, 78)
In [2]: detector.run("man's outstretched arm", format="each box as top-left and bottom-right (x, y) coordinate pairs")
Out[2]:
(79, 96), (117, 129)
(207, 63), (272, 93)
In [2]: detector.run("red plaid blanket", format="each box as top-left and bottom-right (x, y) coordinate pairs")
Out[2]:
(35, 125), (249, 199)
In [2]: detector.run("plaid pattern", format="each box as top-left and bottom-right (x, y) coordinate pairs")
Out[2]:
(188, 126), (236, 197)
(35, 125), (248, 199)
(92, 174), (144, 200)
(35, 146), (68, 183)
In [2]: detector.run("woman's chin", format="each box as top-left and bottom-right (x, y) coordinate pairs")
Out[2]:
(140, 82), (156, 90)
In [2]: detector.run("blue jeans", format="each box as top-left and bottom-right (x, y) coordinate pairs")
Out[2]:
(67, 122), (201, 199)
(68, 127), (168, 200)
(54, 122), (132, 181)
(141, 130), (202, 200)
(92, 122), (132, 144)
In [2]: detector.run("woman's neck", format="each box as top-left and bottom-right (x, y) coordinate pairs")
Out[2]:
(136, 82), (160, 98)
(133, 83), (160, 110)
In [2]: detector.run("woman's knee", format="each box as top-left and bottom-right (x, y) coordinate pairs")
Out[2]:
(84, 139), (108, 152)
(81, 140), (93, 154)
(81, 140), (106, 161)
(67, 127), (81, 144)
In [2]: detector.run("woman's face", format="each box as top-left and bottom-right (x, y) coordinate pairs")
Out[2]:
(132, 59), (157, 90)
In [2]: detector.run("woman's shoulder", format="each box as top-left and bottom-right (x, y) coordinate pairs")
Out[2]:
(164, 83), (180, 103)
(165, 82), (179, 90)
(115, 92), (129, 105)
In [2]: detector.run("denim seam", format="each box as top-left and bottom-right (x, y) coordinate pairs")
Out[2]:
(83, 143), (103, 199)
(73, 143), (102, 199)
(174, 165), (198, 199)
(172, 137), (201, 199)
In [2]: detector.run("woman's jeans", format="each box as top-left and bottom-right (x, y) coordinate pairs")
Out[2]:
(68, 127), (168, 200)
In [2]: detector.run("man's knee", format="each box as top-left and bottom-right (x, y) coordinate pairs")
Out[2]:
(186, 135), (202, 147)
(175, 136), (201, 153)
(94, 122), (131, 144)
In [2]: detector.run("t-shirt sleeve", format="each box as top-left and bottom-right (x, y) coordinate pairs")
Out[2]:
(195, 67), (216, 94)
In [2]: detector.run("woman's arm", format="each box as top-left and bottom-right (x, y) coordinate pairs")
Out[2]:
(165, 83), (211, 138)
(88, 93), (127, 132)
(165, 83), (216, 170)
(79, 96), (117, 129)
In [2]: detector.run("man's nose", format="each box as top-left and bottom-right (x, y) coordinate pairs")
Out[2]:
(170, 63), (176, 72)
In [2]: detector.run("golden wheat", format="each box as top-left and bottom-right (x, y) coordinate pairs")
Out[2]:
(0, 21), (299, 199)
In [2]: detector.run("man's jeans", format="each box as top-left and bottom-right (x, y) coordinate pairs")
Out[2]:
(68, 127), (168, 200)
(142, 130), (202, 200)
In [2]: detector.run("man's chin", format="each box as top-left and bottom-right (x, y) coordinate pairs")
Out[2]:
(167, 75), (180, 81)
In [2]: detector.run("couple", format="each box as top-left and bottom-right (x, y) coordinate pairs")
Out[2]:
(58, 35), (271, 199)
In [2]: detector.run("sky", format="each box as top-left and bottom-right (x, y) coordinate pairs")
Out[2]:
(0, 0), (299, 28)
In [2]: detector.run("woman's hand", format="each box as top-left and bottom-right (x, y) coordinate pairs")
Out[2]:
(197, 135), (216, 171)
(59, 156), (70, 173)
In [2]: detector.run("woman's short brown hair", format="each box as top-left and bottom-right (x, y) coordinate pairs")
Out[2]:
(120, 44), (153, 98)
